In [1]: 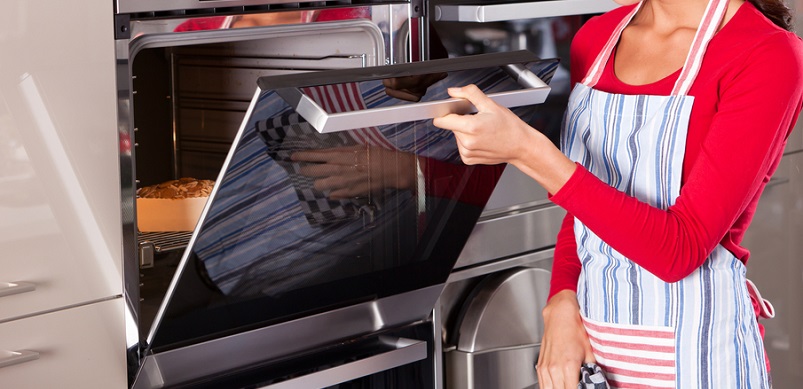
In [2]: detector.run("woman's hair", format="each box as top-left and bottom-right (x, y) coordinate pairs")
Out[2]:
(748, 0), (794, 31)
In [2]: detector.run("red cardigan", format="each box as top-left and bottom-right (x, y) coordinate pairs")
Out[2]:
(548, 3), (803, 300)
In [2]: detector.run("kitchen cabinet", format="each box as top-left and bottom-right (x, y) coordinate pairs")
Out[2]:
(0, 0), (128, 387)
(0, 299), (127, 388)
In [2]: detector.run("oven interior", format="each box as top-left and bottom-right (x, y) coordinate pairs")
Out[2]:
(130, 19), (391, 339)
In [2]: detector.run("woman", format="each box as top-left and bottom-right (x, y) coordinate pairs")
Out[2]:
(433, 0), (803, 387)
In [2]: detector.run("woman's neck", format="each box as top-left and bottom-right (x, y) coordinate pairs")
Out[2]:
(633, 0), (745, 32)
(634, 0), (712, 32)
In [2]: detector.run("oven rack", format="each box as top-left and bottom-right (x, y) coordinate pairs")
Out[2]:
(138, 231), (193, 268)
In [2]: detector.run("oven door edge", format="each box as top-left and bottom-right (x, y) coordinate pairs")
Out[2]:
(132, 284), (443, 388)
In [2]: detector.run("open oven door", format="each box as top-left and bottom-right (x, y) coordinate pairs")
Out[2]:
(133, 50), (558, 389)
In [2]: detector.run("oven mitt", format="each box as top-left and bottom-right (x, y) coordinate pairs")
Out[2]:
(579, 363), (610, 389)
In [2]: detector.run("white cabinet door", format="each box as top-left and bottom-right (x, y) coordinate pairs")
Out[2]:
(0, 0), (122, 321)
(0, 298), (127, 388)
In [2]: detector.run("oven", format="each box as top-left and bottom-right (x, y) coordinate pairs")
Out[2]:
(112, 1), (617, 388)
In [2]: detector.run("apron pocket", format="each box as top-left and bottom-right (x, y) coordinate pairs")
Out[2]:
(582, 316), (677, 388)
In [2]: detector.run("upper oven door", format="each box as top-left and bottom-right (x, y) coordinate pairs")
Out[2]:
(142, 50), (557, 384)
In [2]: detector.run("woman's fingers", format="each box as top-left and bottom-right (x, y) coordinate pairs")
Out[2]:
(446, 84), (498, 112)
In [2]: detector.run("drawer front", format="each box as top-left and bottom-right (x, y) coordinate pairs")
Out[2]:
(0, 298), (127, 388)
(0, 216), (122, 321)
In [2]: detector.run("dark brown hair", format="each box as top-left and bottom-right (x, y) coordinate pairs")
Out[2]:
(748, 0), (794, 31)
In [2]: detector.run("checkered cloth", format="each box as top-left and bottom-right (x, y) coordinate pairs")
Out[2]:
(579, 363), (610, 389)
(257, 111), (371, 226)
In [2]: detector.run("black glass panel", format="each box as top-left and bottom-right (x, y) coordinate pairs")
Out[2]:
(149, 53), (559, 351)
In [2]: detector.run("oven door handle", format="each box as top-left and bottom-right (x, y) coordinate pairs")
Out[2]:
(274, 66), (550, 134)
(259, 336), (427, 389)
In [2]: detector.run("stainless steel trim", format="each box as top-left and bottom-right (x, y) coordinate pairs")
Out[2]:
(276, 85), (550, 133)
(116, 36), (143, 387)
(432, 302), (445, 389)
(129, 20), (386, 62)
(0, 350), (39, 369)
(448, 249), (554, 284)
(0, 282), (35, 298)
(257, 337), (427, 389)
(433, 0), (619, 22)
(133, 285), (444, 388)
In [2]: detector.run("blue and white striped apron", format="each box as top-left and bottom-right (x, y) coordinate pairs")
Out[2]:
(561, 0), (770, 387)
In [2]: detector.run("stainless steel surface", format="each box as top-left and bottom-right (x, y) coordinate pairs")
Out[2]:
(0, 350), (39, 369)
(482, 164), (551, 215)
(258, 337), (427, 389)
(444, 267), (550, 388)
(456, 204), (565, 269)
(0, 282), (35, 298)
(433, 0), (618, 22)
(448, 249), (553, 284)
(502, 63), (548, 89)
(129, 20), (386, 62)
(139, 242), (155, 269)
(446, 345), (539, 389)
(132, 285), (444, 388)
(277, 85), (551, 134)
(454, 268), (550, 353)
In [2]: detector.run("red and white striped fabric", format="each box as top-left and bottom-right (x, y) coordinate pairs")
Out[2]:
(583, 316), (677, 389)
(300, 83), (396, 150)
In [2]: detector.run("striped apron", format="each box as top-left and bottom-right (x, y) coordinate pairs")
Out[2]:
(561, 1), (770, 387)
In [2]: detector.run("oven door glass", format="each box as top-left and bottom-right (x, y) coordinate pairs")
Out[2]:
(147, 51), (558, 352)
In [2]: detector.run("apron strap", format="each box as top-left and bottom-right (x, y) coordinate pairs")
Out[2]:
(581, 0), (729, 96)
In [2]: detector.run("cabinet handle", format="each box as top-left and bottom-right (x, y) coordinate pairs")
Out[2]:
(0, 350), (39, 369)
(0, 282), (36, 298)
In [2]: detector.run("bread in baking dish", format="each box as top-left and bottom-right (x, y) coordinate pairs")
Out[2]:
(137, 177), (215, 199)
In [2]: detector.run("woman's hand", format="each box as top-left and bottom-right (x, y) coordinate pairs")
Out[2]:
(432, 84), (535, 166)
(291, 145), (417, 199)
(536, 290), (595, 389)
(432, 84), (576, 195)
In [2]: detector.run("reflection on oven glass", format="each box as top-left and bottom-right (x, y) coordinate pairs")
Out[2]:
(149, 59), (558, 351)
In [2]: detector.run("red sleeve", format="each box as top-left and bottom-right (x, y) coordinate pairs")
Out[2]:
(549, 212), (583, 298)
(550, 33), (803, 282)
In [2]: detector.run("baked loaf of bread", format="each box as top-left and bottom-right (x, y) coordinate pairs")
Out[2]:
(137, 178), (215, 199)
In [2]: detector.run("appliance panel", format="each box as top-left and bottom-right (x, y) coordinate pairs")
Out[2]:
(147, 52), (558, 354)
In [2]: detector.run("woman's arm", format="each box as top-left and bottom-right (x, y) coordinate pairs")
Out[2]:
(435, 33), (803, 282)
(550, 33), (803, 282)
